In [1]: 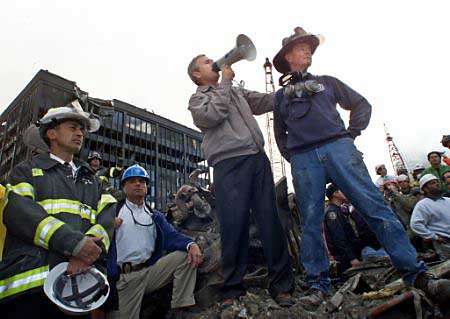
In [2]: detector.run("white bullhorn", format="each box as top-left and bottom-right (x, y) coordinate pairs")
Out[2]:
(212, 34), (257, 72)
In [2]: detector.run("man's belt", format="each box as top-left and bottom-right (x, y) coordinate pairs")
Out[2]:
(119, 262), (147, 274)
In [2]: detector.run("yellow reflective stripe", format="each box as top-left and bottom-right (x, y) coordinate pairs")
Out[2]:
(99, 176), (109, 183)
(38, 199), (96, 222)
(97, 194), (117, 215)
(0, 266), (48, 300)
(86, 224), (110, 250)
(7, 182), (35, 200)
(34, 217), (65, 249)
(32, 168), (44, 176)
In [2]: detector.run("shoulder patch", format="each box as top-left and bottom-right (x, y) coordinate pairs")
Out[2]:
(327, 211), (337, 220)
(32, 168), (44, 177)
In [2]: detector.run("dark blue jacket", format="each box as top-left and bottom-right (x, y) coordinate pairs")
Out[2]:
(106, 201), (193, 280)
(273, 74), (372, 160)
(324, 204), (359, 264)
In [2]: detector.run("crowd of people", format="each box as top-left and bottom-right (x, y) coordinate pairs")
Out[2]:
(1, 24), (450, 319)
(324, 143), (450, 279)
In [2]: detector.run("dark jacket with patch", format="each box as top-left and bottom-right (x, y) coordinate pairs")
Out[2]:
(324, 204), (360, 266)
(0, 153), (117, 302)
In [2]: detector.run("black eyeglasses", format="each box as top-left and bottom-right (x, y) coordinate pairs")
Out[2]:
(125, 202), (154, 227)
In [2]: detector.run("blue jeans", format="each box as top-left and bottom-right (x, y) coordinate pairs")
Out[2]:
(291, 137), (426, 293)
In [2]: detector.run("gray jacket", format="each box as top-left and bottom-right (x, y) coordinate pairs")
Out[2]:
(188, 79), (274, 166)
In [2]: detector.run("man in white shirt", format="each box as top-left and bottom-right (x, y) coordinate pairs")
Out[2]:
(374, 164), (395, 190)
(411, 174), (450, 260)
(107, 164), (202, 319)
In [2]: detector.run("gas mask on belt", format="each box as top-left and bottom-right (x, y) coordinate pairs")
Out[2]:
(279, 71), (324, 99)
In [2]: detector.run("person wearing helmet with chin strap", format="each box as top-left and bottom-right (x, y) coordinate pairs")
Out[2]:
(0, 101), (117, 318)
(88, 151), (103, 173)
(87, 151), (124, 202)
(106, 164), (202, 319)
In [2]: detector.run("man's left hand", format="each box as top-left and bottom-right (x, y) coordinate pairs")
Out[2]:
(187, 243), (203, 268)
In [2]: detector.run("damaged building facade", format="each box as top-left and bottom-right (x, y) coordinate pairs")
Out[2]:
(0, 70), (209, 210)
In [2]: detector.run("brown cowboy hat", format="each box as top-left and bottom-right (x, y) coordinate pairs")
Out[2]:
(273, 26), (324, 74)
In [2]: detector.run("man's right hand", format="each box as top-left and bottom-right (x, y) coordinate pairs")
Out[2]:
(74, 236), (102, 264)
(221, 65), (235, 81)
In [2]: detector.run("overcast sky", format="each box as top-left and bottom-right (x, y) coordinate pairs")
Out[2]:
(1, 0), (448, 184)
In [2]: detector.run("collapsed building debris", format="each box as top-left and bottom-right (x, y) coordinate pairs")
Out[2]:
(141, 172), (450, 318)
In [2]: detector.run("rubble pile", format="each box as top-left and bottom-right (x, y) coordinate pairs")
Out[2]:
(147, 173), (450, 318)
(188, 259), (450, 319)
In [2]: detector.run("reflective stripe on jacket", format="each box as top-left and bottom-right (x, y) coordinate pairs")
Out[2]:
(0, 153), (117, 302)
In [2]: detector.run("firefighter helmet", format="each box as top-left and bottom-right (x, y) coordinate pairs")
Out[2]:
(43, 262), (110, 315)
(38, 100), (100, 137)
(419, 174), (439, 190)
(88, 151), (102, 161)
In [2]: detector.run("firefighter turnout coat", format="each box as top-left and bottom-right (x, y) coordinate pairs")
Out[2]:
(0, 153), (117, 302)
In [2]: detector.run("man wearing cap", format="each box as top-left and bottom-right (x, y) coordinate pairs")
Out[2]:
(422, 151), (450, 192)
(412, 163), (426, 188)
(88, 151), (103, 173)
(411, 174), (450, 260)
(324, 184), (362, 274)
(324, 184), (384, 274)
(397, 174), (412, 195)
(106, 164), (202, 319)
(186, 55), (294, 306)
(374, 164), (395, 190)
(0, 101), (117, 318)
(272, 26), (450, 308)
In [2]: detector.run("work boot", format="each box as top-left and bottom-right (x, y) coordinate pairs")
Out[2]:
(298, 288), (326, 311)
(274, 292), (294, 307)
(413, 272), (450, 304)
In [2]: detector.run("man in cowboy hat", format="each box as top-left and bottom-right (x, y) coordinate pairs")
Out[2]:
(272, 26), (450, 309)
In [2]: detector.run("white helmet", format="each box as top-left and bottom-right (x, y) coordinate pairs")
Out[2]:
(419, 174), (439, 191)
(413, 163), (426, 171)
(38, 100), (101, 135)
(43, 262), (110, 316)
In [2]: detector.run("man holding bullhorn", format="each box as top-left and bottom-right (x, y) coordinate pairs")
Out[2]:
(187, 49), (294, 306)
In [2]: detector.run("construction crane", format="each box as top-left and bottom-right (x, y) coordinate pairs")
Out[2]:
(263, 57), (286, 183)
(384, 123), (408, 175)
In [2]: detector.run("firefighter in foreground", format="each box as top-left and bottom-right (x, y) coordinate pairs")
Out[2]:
(0, 101), (117, 318)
